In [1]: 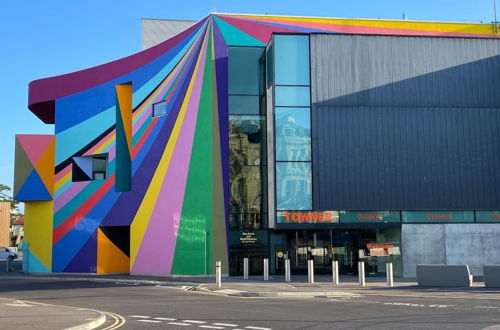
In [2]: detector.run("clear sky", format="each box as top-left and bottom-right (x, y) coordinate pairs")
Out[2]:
(0, 0), (497, 200)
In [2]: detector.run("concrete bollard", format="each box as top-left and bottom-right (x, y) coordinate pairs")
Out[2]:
(332, 260), (339, 285)
(263, 258), (269, 281)
(358, 261), (365, 287)
(308, 259), (315, 283)
(285, 259), (291, 282)
(243, 258), (249, 280)
(386, 262), (394, 287)
(216, 261), (222, 287)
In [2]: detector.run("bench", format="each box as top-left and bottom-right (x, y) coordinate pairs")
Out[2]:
(417, 264), (473, 287)
(484, 265), (500, 288)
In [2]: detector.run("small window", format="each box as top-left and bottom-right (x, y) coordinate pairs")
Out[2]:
(152, 102), (167, 117)
(72, 154), (108, 182)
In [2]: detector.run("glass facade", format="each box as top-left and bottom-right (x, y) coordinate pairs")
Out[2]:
(270, 34), (312, 211)
(228, 46), (268, 231)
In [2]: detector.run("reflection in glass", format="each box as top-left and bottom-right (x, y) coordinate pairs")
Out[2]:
(230, 165), (266, 214)
(276, 162), (312, 210)
(275, 107), (311, 161)
(229, 95), (260, 115)
(228, 47), (265, 95)
(229, 213), (266, 229)
(274, 34), (310, 86)
(275, 86), (310, 107)
(229, 116), (266, 165)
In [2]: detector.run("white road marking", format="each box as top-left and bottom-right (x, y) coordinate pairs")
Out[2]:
(154, 317), (177, 321)
(138, 319), (162, 323)
(184, 320), (207, 324)
(129, 315), (151, 318)
(475, 306), (499, 309)
(168, 322), (192, 326)
(245, 327), (272, 330)
(213, 323), (238, 327)
(199, 326), (225, 329)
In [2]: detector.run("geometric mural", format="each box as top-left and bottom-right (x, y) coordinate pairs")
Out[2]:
(17, 14), (500, 275)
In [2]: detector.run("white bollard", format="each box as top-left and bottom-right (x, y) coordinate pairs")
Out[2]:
(216, 261), (222, 287)
(243, 257), (249, 280)
(263, 258), (269, 281)
(285, 259), (291, 282)
(332, 260), (339, 285)
(308, 259), (315, 283)
(386, 262), (394, 287)
(358, 261), (365, 287)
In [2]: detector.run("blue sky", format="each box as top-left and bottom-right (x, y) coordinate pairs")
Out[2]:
(0, 0), (496, 199)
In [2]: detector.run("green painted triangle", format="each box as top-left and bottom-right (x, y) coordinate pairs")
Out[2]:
(213, 16), (265, 47)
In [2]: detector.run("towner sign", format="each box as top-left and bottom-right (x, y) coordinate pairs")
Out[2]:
(278, 211), (339, 224)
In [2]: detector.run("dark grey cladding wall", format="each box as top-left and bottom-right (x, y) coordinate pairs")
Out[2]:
(310, 34), (500, 210)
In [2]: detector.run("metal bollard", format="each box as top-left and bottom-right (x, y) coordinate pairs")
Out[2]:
(308, 259), (315, 283)
(386, 262), (394, 287)
(332, 260), (339, 285)
(358, 261), (365, 286)
(243, 257), (249, 280)
(6, 258), (10, 273)
(216, 261), (222, 287)
(285, 259), (291, 282)
(263, 258), (269, 281)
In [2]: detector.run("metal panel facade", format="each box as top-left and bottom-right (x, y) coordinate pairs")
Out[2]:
(310, 34), (500, 210)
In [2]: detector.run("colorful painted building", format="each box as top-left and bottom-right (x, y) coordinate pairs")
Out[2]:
(14, 14), (500, 276)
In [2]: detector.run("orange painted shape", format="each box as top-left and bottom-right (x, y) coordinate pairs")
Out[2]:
(34, 137), (55, 196)
(97, 228), (130, 274)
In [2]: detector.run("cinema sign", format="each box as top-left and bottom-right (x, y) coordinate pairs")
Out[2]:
(277, 211), (339, 224)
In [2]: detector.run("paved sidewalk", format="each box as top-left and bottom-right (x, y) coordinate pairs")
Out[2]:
(0, 297), (105, 330)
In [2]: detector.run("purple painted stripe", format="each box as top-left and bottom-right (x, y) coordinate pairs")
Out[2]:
(54, 181), (89, 212)
(131, 30), (209, 275)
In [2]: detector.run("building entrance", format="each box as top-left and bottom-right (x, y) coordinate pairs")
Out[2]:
(271, 228), (402, 276)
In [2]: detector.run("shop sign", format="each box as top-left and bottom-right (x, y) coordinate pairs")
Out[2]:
(339, 211), (401, 223)
(229, 230), (268, 246)
(402, 211), (474, 223)
(277, 211), (339, 224)
(475, 211), (500, 222)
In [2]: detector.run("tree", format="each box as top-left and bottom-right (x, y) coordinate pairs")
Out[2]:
(0, 184), (21, 224)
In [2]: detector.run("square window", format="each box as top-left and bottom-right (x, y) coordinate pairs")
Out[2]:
(152, 102), (167, 117)
(72, 154), (108, 182)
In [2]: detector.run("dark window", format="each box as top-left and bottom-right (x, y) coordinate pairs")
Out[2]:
(230, 165), (267, 214)
(228, 47), (265, 95)
(229, 115), (266, 165)
(229, 95), (261, 115)
(72, 154), (108, 182)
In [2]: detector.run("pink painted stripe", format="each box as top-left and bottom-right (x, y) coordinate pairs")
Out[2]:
(131, 31), (208, 275)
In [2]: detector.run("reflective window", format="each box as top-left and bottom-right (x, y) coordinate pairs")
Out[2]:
(72, 154), (108, 182)
(229, 116), (266, 165)
(230, 165), (266, 214)
(275, 86), (310, 107)
(152, 102), (167, 117)
(274, 34), (310, 86)
(276, 162), (312, 210)
(228, 47), (265, 95)
(229, 213), (266, 230)
(229, 95), (260, 115)
(275, 107), (311, 161)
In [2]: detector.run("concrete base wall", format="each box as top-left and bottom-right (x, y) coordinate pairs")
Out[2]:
(402, 224), (500, 277)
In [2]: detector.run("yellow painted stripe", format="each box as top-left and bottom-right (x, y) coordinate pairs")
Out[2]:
(227, 14), (496, 35)
(130, 31), (208, 267)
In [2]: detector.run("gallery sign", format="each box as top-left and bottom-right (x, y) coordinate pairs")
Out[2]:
(339, 211), (401, 223)
(277, 211), (339, 224)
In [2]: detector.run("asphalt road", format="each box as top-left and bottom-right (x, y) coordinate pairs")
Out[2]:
(0, 278), (500, 330)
